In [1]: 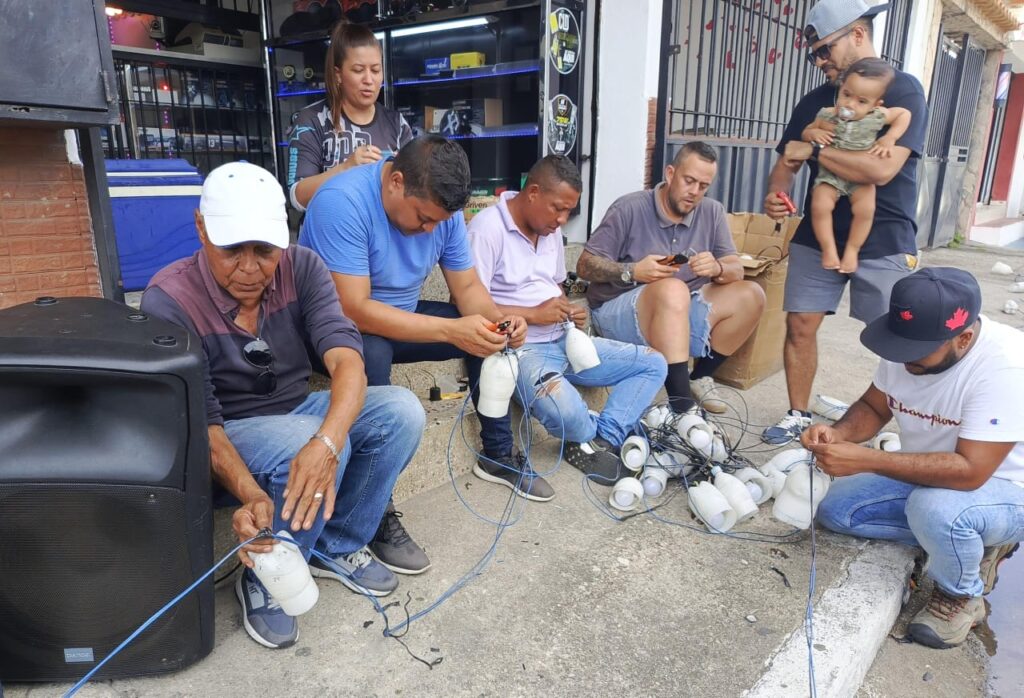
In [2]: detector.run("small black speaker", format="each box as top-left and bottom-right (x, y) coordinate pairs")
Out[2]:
(0, 297), (213, 682)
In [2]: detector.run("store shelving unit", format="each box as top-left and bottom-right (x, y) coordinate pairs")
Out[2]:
(262, 0), (585, 194)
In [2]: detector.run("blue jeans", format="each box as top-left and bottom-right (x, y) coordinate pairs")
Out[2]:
(361, 300), (513, 457)
(591, 285), (713, 359)
(514, 335), (667, 447)
(817, 473), (1024, 597)
(223, 387), (424, 560)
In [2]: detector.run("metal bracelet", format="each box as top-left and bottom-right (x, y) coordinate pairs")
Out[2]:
(312, 433), (340, 461)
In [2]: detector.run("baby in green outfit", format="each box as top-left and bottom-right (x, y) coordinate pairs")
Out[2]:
(802, 57), (911, 273)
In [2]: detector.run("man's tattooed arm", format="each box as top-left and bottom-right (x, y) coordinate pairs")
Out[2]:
(576, 250), (626, 282)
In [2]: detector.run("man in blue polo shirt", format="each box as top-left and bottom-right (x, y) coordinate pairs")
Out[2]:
(300, 135), (528, 574)
(761, 0), (928, 445)
(142, 162), (424, 650)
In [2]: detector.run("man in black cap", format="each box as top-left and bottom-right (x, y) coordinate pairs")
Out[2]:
(761, 0), (929, 445)
(802, 267), (1024, 649)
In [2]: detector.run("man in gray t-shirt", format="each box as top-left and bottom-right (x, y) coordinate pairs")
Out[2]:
(577, 141), (766, 415)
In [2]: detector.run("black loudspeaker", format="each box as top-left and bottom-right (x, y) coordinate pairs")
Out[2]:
(0, 297), (213, 682)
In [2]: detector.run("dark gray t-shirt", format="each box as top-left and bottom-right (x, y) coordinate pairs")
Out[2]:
(584, 185), (736, 309)
(286, 99), (413, 210)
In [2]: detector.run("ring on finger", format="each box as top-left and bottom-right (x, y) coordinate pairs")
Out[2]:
(313, 492), (324, 500)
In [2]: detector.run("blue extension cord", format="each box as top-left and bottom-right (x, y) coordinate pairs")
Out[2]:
(65, 347), (566, 694)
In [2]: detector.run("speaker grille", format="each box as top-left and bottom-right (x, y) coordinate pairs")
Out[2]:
(0, 484), (210, 682)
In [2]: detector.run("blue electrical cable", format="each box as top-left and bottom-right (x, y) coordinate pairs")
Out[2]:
(65, 535), (262, 697)
(66, 335), (577, 691)
(806, 459), (819, 698)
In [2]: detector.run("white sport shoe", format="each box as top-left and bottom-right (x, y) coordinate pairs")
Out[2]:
(810, 394), (849, 421)
(691, 376), (727, 414)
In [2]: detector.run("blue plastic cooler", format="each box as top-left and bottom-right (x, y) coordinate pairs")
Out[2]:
(105, 159), (204, 291)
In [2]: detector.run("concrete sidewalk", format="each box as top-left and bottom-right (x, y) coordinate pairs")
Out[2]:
(9, 244), (1018, 697)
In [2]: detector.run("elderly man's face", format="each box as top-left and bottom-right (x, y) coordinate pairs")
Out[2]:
(195, 212), (282, 304)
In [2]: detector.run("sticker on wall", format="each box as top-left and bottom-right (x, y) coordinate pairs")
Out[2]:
(548, 8), (580, 75)
(547, 94), (578, 156)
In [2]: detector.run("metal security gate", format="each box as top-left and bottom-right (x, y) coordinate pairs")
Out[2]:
(917, 34), (986, 248)
(657, 0), (913, 212)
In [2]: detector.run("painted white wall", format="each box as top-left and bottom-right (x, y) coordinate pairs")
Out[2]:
(1008, 115), (1024, 218)
(587, 0), (662, 236)
(903, 0), (941, 88)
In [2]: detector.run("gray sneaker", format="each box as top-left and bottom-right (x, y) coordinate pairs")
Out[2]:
(691, 376), (727, 414)
(906, 587), (986, 649)
(235, 568), (298, 649)
(980, 542), (1019, 595)
(309, 547), (399, 597)
(474, 452), (555, 502)
(369, 503), (431, 575)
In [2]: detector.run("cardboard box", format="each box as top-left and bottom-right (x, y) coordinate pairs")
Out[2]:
(450, 51), (486, 69)
(714, 213), (801, 390)
(463, 195), (498, 223)
(425, 99), (503, 136)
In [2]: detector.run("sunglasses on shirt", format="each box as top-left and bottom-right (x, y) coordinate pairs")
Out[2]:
(243, 338), (277, 396)
(804, 28), (852, 65)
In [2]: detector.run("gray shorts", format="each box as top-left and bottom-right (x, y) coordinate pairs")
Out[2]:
(783, 243), (917, 322)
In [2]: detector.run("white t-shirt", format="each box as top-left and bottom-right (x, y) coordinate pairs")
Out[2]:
(873, 316), (1024, 483)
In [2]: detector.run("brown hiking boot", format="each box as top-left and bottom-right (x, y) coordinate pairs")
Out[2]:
(906, 588), (986, 649)
(979, 542), (1019, 595)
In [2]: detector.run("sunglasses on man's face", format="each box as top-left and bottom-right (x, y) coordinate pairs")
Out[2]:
(242, 338), (277, 396)
(805, 28), (853, 65)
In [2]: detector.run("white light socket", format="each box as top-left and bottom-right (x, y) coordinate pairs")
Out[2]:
(735, 467), (774, 505)
(641, 467), (669, 498)
(609, 477), (645, 511)
(873, 432), (902, 451)
(620, 435), (649, 472)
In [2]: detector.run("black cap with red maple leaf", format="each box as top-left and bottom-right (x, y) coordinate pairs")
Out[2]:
(860, 267), (982, 363)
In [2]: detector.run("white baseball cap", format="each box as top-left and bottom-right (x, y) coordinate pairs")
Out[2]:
(199, 162), (289, 249)
(805, 0), (890, 42)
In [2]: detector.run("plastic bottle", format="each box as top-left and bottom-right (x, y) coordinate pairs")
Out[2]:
(478, 350), (519, 417)
(250, 531), (319, 616)
(565, 324), (601, 373)
(711, 466), (758, 522)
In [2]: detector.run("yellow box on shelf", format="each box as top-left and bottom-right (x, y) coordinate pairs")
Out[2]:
(450, 52), (486, 69)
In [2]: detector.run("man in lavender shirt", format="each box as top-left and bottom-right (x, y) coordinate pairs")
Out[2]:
(468, 156), (667, 486)
(577, 141), (766, 416)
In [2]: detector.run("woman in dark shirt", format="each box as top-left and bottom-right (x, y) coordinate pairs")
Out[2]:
(286, 20), (412, 211)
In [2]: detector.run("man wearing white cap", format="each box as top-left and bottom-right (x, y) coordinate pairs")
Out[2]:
(141, 162), (425, 650)
(761, 0), (929, 446)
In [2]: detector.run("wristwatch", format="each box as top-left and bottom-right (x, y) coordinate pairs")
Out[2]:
(810, 141), (823, 162)
(620, 263), (634, 284)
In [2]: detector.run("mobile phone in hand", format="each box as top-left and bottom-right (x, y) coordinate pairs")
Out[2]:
(658, 253), (689, 266)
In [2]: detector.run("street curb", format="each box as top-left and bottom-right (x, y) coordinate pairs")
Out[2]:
(745, 540), (917, 698)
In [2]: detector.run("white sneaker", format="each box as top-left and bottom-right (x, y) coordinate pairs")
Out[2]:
(810, 394), (849, 421)
(691, 376), (727, 414)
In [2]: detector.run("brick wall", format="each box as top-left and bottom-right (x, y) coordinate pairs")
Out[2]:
(0, 127), (101, 310)
(644, 98), (658, 189)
